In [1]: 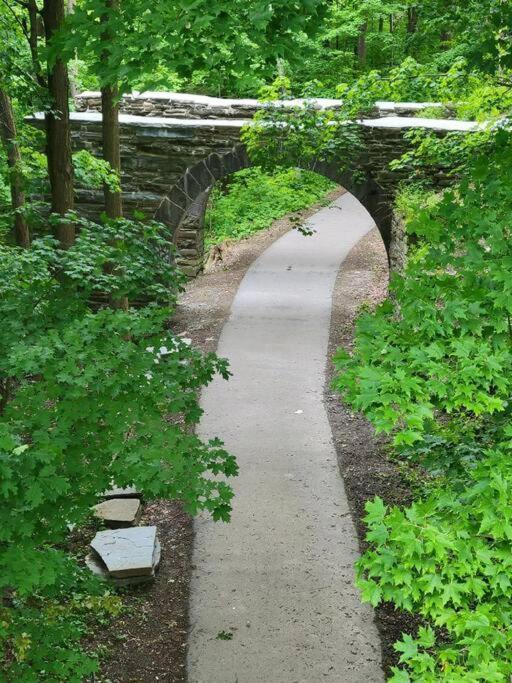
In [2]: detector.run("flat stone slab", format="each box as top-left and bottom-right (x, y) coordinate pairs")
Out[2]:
(93, 498), (142, 528)
(102, 485), (141, 499)
(86, 539), (161, 586)
(90, 526), (160, 578)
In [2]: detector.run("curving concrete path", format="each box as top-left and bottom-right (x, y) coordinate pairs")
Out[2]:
(188, 193), (384, 683)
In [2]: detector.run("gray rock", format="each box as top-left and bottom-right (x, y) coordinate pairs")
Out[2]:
(86, 538), (161, 586)
(102, 485), (141, 499)
(93, 498), (142, 528)
(89, 526), (161, 579)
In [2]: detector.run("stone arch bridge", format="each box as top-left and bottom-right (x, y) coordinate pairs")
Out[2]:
(30, 91), (479, 275)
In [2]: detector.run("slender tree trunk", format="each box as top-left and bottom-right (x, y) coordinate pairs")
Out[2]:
(43, 0), (75, 248)
(0, 90), (30, 248)
(101, 0), (128, 310)
(389, 14), (394, 33)
(357, 23), (367, 65)
(65, 0), (78, 98)
(27, 0), (47, 89)
(407, 7), (418, 33)
(101, 0), (122, 219)
(378, 17), (384, 32)
(101, 84), (122, 218)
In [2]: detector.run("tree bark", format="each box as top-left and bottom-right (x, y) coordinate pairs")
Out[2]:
(101, 83), (123, 219)
(0, 90), (30, 248)
(101, 0), (127, 310)
(407, 7), (418, 34)
(357, 23), (367, 65)
(27, 0), (47, 89)
(43, 0), (75, 249)
(65, 0), (78, 98)
(101, 0), (122, 219)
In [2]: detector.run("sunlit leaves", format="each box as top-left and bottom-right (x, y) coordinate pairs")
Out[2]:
(56, 0), (328, 93)
(357, 448), (512, 679)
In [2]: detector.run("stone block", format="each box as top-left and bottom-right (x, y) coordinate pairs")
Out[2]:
(89, 526), (161, 579)
(102, 485), (141, 499)
(93, 498), (142, 528)
(183, 170), (202, 199)
(189, 161), (215, 191)
(205, 153), (224, 180)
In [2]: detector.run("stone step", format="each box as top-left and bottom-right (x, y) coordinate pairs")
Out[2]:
(87, 526), (161, 586)
(93, 497), (142, 528)
(102, 485), (141, 499)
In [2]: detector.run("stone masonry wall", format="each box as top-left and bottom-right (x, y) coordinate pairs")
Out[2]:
(65, 114), (243, 224)
(75, 91), (445, 120)
(28, 97), (477, 275)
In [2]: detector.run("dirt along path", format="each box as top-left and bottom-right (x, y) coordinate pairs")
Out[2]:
(188, 194), (384, 682)
(326, 228), (418, 675)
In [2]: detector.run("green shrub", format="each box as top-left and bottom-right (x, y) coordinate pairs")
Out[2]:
(205, 166), (335, 245)
(334, 132), (512, 680)
(359, 444), (512, 681)
(0, 215), (237, 680)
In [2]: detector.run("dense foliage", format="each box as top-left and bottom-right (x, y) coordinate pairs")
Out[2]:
(58, 0), (328, 96)
(2, 0), (512, 679)
(205, 167), (334, 245)
(0, 216), (237, 679)
(334, 134), (512, 680)
(86, 0), (511, 102)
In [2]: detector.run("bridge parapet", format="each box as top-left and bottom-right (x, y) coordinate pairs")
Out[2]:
(75, 90), (447, 121)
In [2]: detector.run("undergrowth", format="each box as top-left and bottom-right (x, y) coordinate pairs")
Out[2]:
(335, 131), (512, 681)
(204, 166), (335, 246)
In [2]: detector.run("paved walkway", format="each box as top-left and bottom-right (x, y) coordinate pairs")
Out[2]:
(188, 194), (384, 683)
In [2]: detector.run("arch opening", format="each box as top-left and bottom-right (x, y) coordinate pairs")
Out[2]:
(155, 144), (395, 277)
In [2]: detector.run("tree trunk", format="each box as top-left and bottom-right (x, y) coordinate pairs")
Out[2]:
(101, 0), (122, 219)
(27, 0), (47, 88)
(357, 23), (367, 65)
(407, 7), (418, 34)
(0, 90), (30, 248)
(43, 0), (75, 249)
(65, 0), (78, 98)
(101, 84), (123, 218)
(378, 17), (384, 32)
(102, 84), (129, 303)
(101, 0), (127, 310)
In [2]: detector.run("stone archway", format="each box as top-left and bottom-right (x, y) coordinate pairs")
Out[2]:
(155, 145), (394, 276)
(154, 146), (251, 275)
(27, 91), (480, 277)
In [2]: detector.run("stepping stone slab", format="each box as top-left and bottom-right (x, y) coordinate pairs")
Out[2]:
(102, 485), (141, 499)
(93, 498), (142, 528)
(86, 538), (161, 586)
(90, 526), (160, 578)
